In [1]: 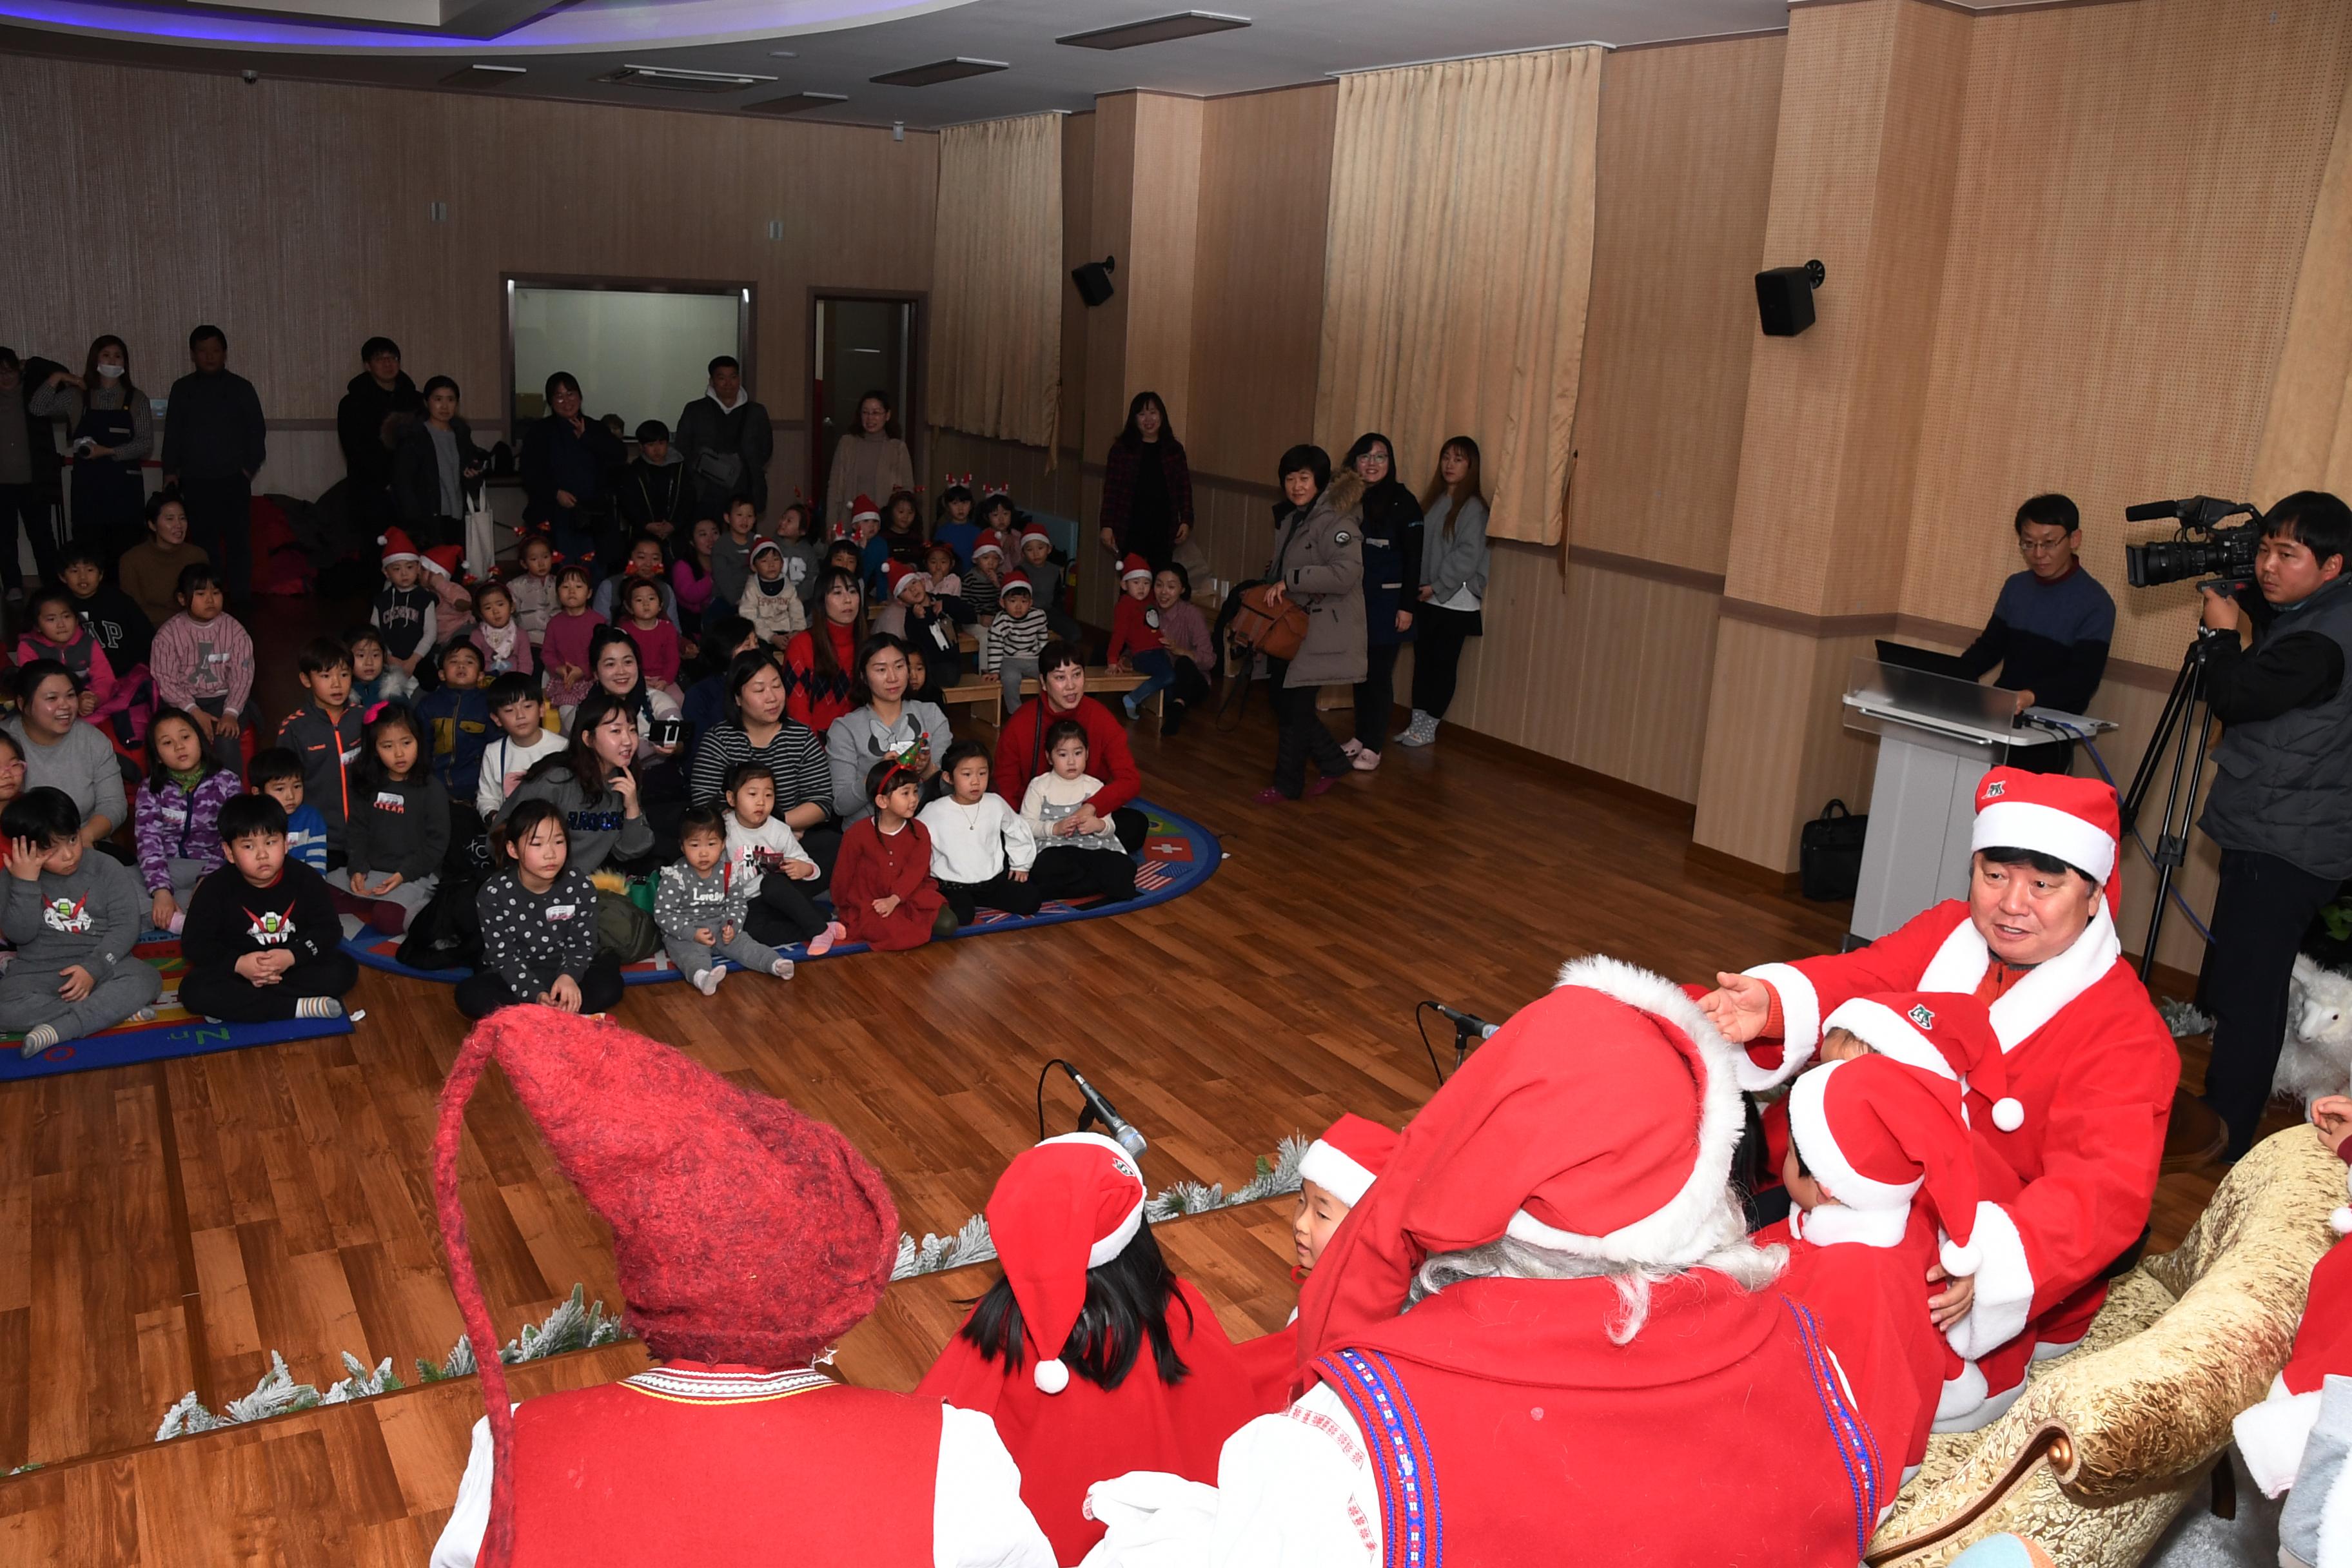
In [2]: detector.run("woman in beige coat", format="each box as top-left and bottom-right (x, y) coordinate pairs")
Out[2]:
(824, 389), (914, 538)
(1253, 444), (1365, 803)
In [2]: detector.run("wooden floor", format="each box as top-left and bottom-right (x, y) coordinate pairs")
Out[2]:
(0, 588), (2242, 1561)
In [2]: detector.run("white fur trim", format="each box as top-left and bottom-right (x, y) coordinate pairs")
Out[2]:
(1936, 1360), (1989, 1423)
(1787, 1062), (1923, 1211)
(1736, 963), (1820, 1090)
(1298, 1141), (1378, 1208)
(1520, 956), (1749, 1269)
(2031, 1333), (2086, 1363)
(1821, 997), (1958, 1081)
(1933, 1367), (2026, 1434)
(1916, 904), (2122, 1054)
(2334, 1206), (2352, 1237)
(1941, 1237), (1981, 1276)
(1993, 1099), (2024, 1132)
(1793, 1200), (1912, 1248)
(1034, 1357), (1071, 1395)
(1973, 799), (2116, 885)
(2234, 1386), (2324, 1498)
(1943, 1201), (2034, 1360)
(1034, 1132), (1147, 1268)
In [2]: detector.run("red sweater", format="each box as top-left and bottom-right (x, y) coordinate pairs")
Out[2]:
(785, 619), (860, 734)
(832, 816), (945, 950)
(1106, 595), (1164, 665)
(994, 694), (1141, 817)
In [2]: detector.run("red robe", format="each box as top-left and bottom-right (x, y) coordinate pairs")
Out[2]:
(1741, 900), (2177, 1361)
(917, 1279), (1262, 1565)
(1764, 1206), (1954, 1473)
(832, 816), (945, 950)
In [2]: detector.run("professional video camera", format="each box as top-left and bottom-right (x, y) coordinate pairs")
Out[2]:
(2122, 495), (2262, 589)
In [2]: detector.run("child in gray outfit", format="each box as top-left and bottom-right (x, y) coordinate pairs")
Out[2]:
(654, 806), (795, 995)
(5, 787), (162, 1057)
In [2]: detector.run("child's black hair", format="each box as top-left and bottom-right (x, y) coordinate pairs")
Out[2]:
(865, 759), (920, 803)
(217, 792), (288, 845)
(554, 560), (594, 589)
(56, 541), (106, 574)
(144, 707), (226, 795)
(958, 1216), (1193, 1391)
(175, 562), (222, 602)
(362, 701), (423, 782)
(723, 760), (776, 796)
(491, 797), (567, 867)
(436, 638), (484, 672)
(23, 585), (75, 629)
(485, 671), (542, 714)
(472, 578), (513, 609)
(1043, 718), (1089, 756)
(939, 739), (991, 777)
(299, 638), (355, 677)
(1, 787), (81, 847)
(342, 625), (386, 653)
(248, 747), (304, 791)
(678, 803), (729, 843)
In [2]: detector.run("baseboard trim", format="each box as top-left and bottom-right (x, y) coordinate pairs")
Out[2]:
(1438, 723), (1698, 825)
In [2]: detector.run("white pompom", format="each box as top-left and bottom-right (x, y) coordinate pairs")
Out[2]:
(1992, 1098), (2024, 1133)
(2331, 1206), (2352, 1237)
(1033, 1357), (1070, 1394)
(1941, 1239), (1981, 1276)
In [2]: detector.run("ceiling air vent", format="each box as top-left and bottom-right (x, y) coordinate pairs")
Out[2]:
(869, 57), (1008, 88)
(594, 64), (775, 93)
(439, 63), (527, 87)
(745, 92), (850, 116)
(1057, 12), (1250, 50)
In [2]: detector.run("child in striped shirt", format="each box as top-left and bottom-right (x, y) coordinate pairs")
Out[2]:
(983, 573), (1050, 717)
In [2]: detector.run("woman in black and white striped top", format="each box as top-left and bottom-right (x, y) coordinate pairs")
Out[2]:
(686, 651), (840, 876)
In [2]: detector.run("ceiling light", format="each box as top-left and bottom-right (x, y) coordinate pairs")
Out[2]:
(869, 57), (1008, 88)
(767, 50), (796, 58)
(745, 92), (850, 115)
(1056, 11), (1250, 50)
(595, 64), (775, 92)
(438, 63), (527, 86)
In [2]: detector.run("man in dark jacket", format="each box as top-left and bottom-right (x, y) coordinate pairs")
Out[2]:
(1953, 493), (2116, 771)
(161, 324), (266, 604)
(336, 336), (423, 533)
(2195, 490), (2352, 1160)
(0, 347), (68, 597)
(673, 357), (772, 524)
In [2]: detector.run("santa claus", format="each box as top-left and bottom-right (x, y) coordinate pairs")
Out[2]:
(1082, 956), (1889, 1565)
(1698, 767), (2179, 1371)
(427, 1006), (1055, 1568)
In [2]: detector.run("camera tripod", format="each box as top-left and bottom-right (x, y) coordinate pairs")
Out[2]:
(2119, 625), (2230, 980)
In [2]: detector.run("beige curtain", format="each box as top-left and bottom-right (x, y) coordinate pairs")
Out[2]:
(1314, 47), (1603, 545)
(2252, 70), (2352, 502)
(931, 113), (1063, 454)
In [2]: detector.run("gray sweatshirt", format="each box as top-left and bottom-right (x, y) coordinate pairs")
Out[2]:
(654, 860), (750, 942)
(1, 851), (142, 986)
(28, 380), (155, 464)
(825, 701), (951, 823)
(5, 715), (130, 831)
(499, 765), (654, 874)
(1420, 495), (1491, 608)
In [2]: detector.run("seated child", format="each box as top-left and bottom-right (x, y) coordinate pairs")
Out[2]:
(723, 761), (844, 954)
(476, 672), (567, 821)
(681, 614), (759, 773)
(467, 579), (534, 678)
(831, 761), (953, 950)
(54, 548), (157, 749)
(420, 545), (475, 643)
(335, 703), (448, 937)
(924, 542), (965, 607)
(346, 626), (413, 709)
(879, 561), (962, 689)
(415, 641), (493, 814)
(372, 530), (439, 685)
(249, 747), (329, 873)
(774, 502), (821, 610)
(1151, 565), (1215, 736)
(1016, 520), (1084, 652)
(917, 741), (1041, 925)
(740, 538), (808, 649)
(150, 564), (255, 772)
(591, 534), (686, 630)
(618, 577), (685, 701)
(459, 798), (623, 1020)
(710, 494), (761, 610)
(507, 534), (559, 648)
(175, 794), (357, 1023)
(15, 585), (136, 744)
(3, 785), (161, 1057)
(1022, 720), (1137, 905)
(1234, 1113), (1398, 1411)
(135, 708), (241, 934)
(983, 573), (1048, 716)
(1106, 553), (1175, 721)
(964, 539), (1004, 622)
(655, 805), (797, 994)
(274, 639), (363, 863)
(915, 1133), (1262, 1564)
(540, 563), (604, 712)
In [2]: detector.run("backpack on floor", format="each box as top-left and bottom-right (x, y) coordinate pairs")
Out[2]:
(397, 861), (488, 970)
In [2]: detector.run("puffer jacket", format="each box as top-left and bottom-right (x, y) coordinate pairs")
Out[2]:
(1264, 468), (1367, 688)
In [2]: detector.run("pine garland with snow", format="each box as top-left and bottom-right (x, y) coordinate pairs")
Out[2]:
(2158, 996), (2215, 1038)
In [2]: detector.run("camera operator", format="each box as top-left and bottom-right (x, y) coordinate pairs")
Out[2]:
(1954, 493), (2115, 772)
(2195, 489), (2352, 1161)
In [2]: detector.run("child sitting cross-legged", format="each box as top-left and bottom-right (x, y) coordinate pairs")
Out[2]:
(656, 804), (797, 995)
(334, 702), (448, 937)
(175, 794), (357, 1024)
(151, 564), (255, 771)
(135, 707), (241, 934)
(466, 579), (534, 678)
(830, 761), (954, 950)
(1021, 720), (1137, 905)
(248, 747), (329, 874)
(723, 761), (845, 955)
(458, 798), (622, 1020)
(917, 740), (1040, 925)
(415, 640), (492, 830)
(475, 672), (566, 821)
(4, 786), (161, 1058)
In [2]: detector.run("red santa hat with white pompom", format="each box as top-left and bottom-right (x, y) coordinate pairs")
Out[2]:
(1822, 990), (2024, 1133)
(985, 1132), (1148, 1393)
(1299, 1114), (1398, 1208)
(1970, 767), (2122, 920)
(1787, 1052), (1985, 1277)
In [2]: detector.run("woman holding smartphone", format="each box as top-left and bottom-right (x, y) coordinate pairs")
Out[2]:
(32, 335), (153, 563)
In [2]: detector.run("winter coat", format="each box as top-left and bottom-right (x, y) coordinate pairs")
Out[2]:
(391, 415), (485, 525)
(520, 413), (625, 530)
(337, 371), (424, 502)
(673, 391), (774, 516)
(1263, 469), (1367, 688)
(1099, 436), (1196, 553)
(1357, 477), (1424, 647)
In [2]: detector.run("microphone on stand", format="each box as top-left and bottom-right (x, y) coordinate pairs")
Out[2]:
(1060, 1062), (1148, 1159)
(1430, 1003), (1503, 1042)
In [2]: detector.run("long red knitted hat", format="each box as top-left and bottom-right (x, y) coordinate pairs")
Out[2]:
(983, 1133), (1148, 1393)
(1787, 1053), (1984, 1275)
(434, 1006), (899, 1566)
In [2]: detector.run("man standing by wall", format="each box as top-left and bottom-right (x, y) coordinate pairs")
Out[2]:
(674, 355), (771, 525)
(161, 325), (265, 605)
(336, 336), (421, 534)
(2195, 490), (2352, 1161)
(0, 348), (66, 599)
(1954, 493), (2116, 771)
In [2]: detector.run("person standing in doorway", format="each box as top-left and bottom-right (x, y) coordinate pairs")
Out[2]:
(336, 336), (422, 535)
(674, 355), (773, 525)
(1397, 435), (1490, 751)
(161, 325), (266, 605)
(32, 335), (153, 565)
(1097, 390), (1195, 574)
(825, 389), (914, 538)
(0, 346), (68, 600)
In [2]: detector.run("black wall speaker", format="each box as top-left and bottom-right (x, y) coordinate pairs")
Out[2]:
(1756, 260), (1827, 337)
(1071, 255), (1117, 308)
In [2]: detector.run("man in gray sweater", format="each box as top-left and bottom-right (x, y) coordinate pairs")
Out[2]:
(5, 787), (161, 1057)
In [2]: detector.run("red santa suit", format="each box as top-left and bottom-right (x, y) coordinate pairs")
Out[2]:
(916, 1133), (1262, 1566)
(424, 1007), (1055, 1568)
(1233, 1114), (1400, 1413)
(833, 812), (948, 950)
(2235, 1126), (2352, 1499)
(1084, 956), (1892, 1566)
(1729, 769), (2178, 1368)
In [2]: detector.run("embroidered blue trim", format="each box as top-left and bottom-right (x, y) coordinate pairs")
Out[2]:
(1320, 1349), (1442, 1568)
(1786, 1298), (1887, 1557)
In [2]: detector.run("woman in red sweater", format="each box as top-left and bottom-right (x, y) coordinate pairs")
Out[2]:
(783, 566), (863, 732)
(830, 761), (953, 950)
(993, 644), (1149, 856)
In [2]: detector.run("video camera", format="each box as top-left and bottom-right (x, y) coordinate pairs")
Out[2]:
(2123, 495), (2262, 589)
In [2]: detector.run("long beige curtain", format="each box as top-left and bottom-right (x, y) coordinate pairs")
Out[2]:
(1314, 47), (1603, 545)
(2252, 70), (2352, 502)
(931, 113), (1063, 453)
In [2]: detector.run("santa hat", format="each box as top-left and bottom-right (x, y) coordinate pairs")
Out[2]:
(850, 495), (882, 525)
(421, 544), (464, 580)
(1295, 956), (1749, 1362)
(1120, 554), (1153, 584)
(972, 539), (1005, 562)
(1823, 991), (2023, 1133)
(378, 529), (421, 568)
(1972, 767), (2122, 919)
(1019, 523), (1052, 548)
(434, 1008), (897, 1565)
(998, 570), (1034, 597)
(886, 560), (929, 600)
(1299, 1115), (1398, 1208)
(1787, 1054), (1984, 1275)
(983, 1132), (1148, 1394)
(749, 536), (783, 562)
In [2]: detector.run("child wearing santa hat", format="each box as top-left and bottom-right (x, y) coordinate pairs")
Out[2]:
(983, 573), (1050, 717)
(420, 544), (476, 644)
(1235, 1113), (1400, 1411)
(1105, 554), (1174, 723)
(876, 560), (961, 691)
(916, 1133), (1261, 1565)
(373, 529), (439, 685)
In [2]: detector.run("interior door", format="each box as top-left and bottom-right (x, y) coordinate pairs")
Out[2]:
(812, 295), (916, 519)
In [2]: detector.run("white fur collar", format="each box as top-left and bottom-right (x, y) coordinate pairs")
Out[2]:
(1914, 904), (2121, 1053)
(1791, 1201), (1912, 1249)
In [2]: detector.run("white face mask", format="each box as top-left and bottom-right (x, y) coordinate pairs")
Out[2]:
(97, 363), (124, 379)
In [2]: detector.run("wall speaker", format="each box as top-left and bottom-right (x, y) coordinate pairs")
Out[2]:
(1072, 255), (1117, 308)
(1755, 260), (1826, 337)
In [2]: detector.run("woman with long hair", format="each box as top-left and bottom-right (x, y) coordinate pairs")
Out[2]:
(31, 334), (153, 560)
(1255, 443), (1366, 803)
(503, 691), (652, 879)
(823, 632), (950, 823)
(1338, 432), (1423, 771)
(824, 387), (915, 537)
(1399, 434), (1491, 750)
(783, 565), (866, 732)
(1097, 389), (1195, 573)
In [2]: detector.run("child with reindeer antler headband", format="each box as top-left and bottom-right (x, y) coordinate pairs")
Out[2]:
(934, 475), (981, 568)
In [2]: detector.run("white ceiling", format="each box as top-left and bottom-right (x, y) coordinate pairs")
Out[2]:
(0, 0), (1798, 128)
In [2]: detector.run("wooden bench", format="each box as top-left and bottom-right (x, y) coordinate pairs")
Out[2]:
(937, 667), (1163, 729)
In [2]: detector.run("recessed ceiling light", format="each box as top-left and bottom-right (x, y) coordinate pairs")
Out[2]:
(869, 57), (1008, 88)
(745, 91), (850, 115)
(767, 50), (797, 58)
(595, 64), (775, 92)
(438, 63), (527, 86)
(1056, 10), (1250, 50)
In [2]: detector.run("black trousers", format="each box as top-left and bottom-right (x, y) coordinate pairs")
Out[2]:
(176, 951), (358, 1023)
(178, 473), (253, 601)
(1410, 605), (1478, 720)
(1112, 805), (1149, 855)
(0, 483), (61, 591)
(939, 872), (1046, 924)
(1030, 846), (1136, 903)
(456, 951), (627, 1019)
(2202, 848), (2344, 1153)
(1268, 658), (1349, 798)
(1354, 642), (1402, 751)
(742, 873), (833, 947)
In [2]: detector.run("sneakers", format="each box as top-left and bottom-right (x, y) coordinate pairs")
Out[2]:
(1395, 711), (1440, 748)
(770, 958), (796, 980)
(1352, 749), (1382, 772)
(807, 920), (847, 957)
(295, 997), (346, 1020)
(692, 968), (725, 996)
(1122, 694), (1142, 720)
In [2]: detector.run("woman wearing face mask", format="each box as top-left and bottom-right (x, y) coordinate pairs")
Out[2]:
(392, 375), (486, 548)
(823, 389), (914, 538)
(32, 335), (153, 564)
(520, 371), (626, 569)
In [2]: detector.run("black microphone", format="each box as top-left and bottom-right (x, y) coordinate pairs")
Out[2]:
(1431, 1003), (1503, 1041)
(1062, 1064), (1148, 1159)
(2123, 498), (2186, 522)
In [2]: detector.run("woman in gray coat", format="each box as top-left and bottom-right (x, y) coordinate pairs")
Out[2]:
(1254, 444), (1365, 803)
(1398, 435), (1491, 749)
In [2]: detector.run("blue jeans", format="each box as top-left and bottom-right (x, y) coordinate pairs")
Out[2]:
(1127, 648), (1175, 708)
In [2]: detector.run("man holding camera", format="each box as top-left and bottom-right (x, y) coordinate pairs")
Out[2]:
(2197, 490), (2352, 1161)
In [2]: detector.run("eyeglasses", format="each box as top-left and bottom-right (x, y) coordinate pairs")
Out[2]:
(2018, 534), (2072, 555)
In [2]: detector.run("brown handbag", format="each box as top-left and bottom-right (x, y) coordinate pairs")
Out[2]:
(1230, 582), (1310, 662)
